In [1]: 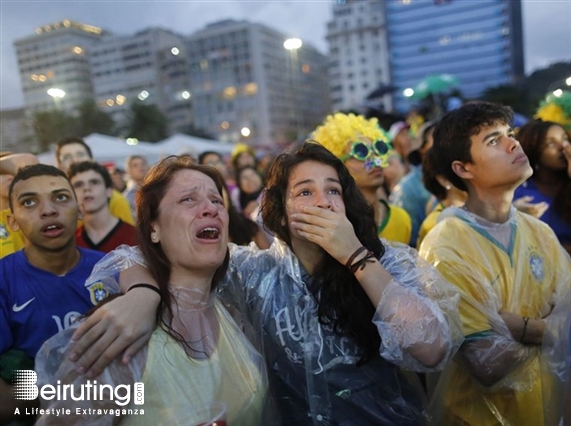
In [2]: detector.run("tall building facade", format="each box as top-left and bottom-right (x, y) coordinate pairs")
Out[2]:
(386, 0), (524, 112)
(186, 20), (330, 147)
(14, 19), (330, 147)
(326, 1), (392, 113)
(14, 20), (108, 114)
(89, 28), (192, 135)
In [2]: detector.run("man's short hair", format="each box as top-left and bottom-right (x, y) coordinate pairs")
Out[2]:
(8, 164), (69, 211)
(124, 155), (147, 170)
(198, 151), (222, 165)
(67, 161), (113, 189)
(55, 137), (93, 162)
(432, 101), (514, 191)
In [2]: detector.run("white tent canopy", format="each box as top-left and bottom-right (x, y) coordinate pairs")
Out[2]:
(37, 133), (237, 168)
(37, 133), (157, 167)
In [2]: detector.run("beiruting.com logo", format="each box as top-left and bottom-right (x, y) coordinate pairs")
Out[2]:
(13, 370), (144, 418)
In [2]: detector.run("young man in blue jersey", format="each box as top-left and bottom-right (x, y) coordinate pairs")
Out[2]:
(0, 164), (106, 424)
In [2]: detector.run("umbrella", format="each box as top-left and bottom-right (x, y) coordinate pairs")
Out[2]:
(410, 74), (459, 100)
(365, 84), (397, 100)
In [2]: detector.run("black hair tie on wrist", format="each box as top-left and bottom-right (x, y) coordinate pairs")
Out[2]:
(350, 251), (376, 274)
(127, 283), (162, 301)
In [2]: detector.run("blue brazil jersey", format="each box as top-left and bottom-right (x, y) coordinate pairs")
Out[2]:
(0, 248), (106, 359)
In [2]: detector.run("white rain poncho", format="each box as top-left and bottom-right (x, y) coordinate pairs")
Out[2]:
(542, 287), (571, 426)
(34, 247), (270, 426)
(219, 238), (463, 425)
(419, 206), (571, 426)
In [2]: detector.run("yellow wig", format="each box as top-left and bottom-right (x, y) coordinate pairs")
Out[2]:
(535, 91), (571, 131)
(311, 113), (391, 159)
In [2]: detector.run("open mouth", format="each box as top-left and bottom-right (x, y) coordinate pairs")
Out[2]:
(196, 227), (220, 240)
(42, 223), (64, 237)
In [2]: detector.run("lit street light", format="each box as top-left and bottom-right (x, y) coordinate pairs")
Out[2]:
(47, 88), (65, 109)
(403, 88), (414, 98)
(283, 38), (302, 50)
(241, 127), (251, 138)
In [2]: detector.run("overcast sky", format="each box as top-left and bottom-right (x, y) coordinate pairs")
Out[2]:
(1, 0), (570, 110)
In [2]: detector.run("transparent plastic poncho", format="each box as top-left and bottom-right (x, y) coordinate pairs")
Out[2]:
(34, 246), (270, 426)
(219, 238), (463, 425)
(419, 206), (571, 426)
(542, 287), (571, 426)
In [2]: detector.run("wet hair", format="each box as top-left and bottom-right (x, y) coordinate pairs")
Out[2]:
(136, 155), (230, 350)
(261, 142), (385, 365)
(517, 119), (571, 224)
(67, 161), (113, 189)
(422, 148), (448, 201)
(8, 164), (70, 211)
(432, 101), (514, 191)
(55, 137), (93, 162)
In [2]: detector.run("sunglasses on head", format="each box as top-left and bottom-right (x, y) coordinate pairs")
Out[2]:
(340, 139), (390, 162)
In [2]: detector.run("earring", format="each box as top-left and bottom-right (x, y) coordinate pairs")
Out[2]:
(445, 185), (451, 190)
(151, 233), (158, 242)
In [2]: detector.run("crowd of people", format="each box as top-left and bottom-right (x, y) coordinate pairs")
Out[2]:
(1, 96), (570, 425)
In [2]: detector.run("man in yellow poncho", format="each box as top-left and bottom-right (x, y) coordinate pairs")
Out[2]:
(419, 101), (571, 425)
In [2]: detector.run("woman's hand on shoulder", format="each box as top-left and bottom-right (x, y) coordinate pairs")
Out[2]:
(69, 289), (158, 377)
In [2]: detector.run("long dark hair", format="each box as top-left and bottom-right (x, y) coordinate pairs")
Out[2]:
(136, 155), (230, 346)
(261, 142), (385, 365)
(517, 120), (571, 224)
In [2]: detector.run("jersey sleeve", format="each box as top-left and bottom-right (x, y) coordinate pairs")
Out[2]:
(109, 190), (135, 226)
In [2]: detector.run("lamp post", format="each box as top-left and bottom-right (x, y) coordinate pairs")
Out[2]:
(47, 88), (65, 109)
(284, 38), (302, 141)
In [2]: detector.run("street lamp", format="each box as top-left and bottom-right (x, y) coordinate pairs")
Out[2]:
(403, 88), (414, 98)
(47, 87), (65, 109)
(283, 38), (302, 50)
(284, 38), (303, 141)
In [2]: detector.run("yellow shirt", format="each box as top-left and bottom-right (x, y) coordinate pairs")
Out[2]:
(378, 200), (412, 245)
(416, 203), (444, 249)
(109, 190), (134, 225)
(420, 209), (571, 426)
(0, 208), (25, 259)
(123, 300), (267, 426)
